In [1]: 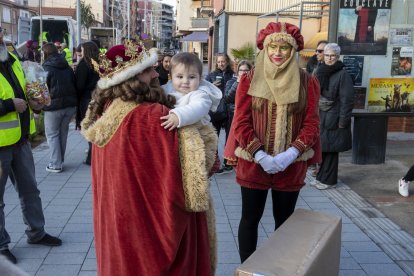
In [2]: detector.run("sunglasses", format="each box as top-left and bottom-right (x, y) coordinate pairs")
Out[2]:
(315, 49), (324, 53)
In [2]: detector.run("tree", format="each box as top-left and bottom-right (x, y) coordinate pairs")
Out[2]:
(80, 0), (95, 37)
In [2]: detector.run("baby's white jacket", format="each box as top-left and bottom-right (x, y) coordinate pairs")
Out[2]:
(162, 80), (222, 127)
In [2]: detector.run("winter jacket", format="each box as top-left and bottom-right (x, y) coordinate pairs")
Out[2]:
(42, 53), (77, 111)
(224, 77), (237, 113)
(319, 69), (354, 152)
(205, 68), (234, 122)
(156, 65), (170, 85)
(306, 55), (320, 74)
(75, 59), (99, 122)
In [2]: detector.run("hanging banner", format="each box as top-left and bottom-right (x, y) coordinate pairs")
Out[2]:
(368, 78), (414, 112)
(343, 56), (364, 86)
(337, 0), (392, 55)
(391, 47), (413, 76)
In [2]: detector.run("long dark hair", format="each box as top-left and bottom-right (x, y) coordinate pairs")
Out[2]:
(215, 52), (233, 73)
(82, 41), (100, 69)
(84, 68), (174, 129)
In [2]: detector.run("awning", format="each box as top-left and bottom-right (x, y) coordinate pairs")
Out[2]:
(180, 31), (208, 42)
(300, 31), (328, 58)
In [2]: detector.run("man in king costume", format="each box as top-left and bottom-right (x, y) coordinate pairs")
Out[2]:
(81, 40), (217, 275)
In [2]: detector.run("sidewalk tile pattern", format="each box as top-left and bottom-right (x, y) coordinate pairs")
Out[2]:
(2, 125), (411, 275)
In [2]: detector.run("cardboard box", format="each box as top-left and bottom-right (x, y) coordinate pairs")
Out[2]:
(235, 208), (342, 276)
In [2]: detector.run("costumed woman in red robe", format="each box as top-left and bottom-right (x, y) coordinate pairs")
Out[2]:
(81, 40), (217, 275)
(224, 22), (321, 262)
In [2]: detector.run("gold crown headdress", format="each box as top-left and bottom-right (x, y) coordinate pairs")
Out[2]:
(92, 39), (158, 90)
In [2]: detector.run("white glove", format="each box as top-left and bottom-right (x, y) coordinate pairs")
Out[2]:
(254, 150), (279, 174)
(273, 147), (300, 172)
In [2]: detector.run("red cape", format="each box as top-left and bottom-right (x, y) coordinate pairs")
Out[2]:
(87, 102), (212, 275)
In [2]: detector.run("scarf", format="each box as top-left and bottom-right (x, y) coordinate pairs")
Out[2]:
(248, 42), (300, 155)
(315, 61), (344, 95)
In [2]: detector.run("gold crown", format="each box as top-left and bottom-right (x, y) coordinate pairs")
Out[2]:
(91, 40), (151, 79)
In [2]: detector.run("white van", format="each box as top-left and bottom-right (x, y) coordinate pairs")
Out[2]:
(30, 16), (78, 52)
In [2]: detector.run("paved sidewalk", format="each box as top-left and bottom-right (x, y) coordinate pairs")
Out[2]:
(5, 125), (413, 275)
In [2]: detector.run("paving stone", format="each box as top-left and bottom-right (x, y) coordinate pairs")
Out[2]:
(342, 241), (382, 252)
(340, 257), (362, 269)
(36, 264), (81, 276)
(396, 261), (414, 276)
(339, 270), (368, 276)
(360, 263), (407, 276)
(342, 232), (372, 242)
(365, 229), (398, 245)
(380, 243), (414, 261)
(350, 251), (394, 264)
(43, 252), (87, 265)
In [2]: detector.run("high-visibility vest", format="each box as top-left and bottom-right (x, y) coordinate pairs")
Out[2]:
(63, 48), (72, 65)
(0, 53), (36, 147)
(63, 33), (70, 46)
(38, 31), (48, 43)
(99, 48), (107, 54)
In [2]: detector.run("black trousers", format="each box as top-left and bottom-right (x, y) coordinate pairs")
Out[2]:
(238, 187), (299, 262)
(403, 165), (414, 182)
(212, 118), (229, 166)
(316, 152), (339, 185)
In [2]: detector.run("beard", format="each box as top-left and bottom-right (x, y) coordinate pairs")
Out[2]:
(0, 42), (9, 62)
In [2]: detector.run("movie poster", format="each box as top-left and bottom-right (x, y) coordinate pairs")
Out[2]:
(368, 78), (414, 112)
(391, 47), (413, 76)
(354, 87), (367, 110)
(343, 56), (364, 86)
(337, 0), (392, 55)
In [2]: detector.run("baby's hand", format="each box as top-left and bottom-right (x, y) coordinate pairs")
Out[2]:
(160, 113), (179, 131)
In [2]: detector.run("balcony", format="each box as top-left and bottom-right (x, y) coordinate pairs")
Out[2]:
(191, 17), (208, 29)
(200, 0), (213, 15)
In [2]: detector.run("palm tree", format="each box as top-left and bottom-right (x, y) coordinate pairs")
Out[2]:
(230, 42), (256, 68)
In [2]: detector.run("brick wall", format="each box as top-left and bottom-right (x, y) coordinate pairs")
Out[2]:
(388, 117), (414, 132)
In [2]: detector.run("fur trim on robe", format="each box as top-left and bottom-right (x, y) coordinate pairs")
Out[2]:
(81, 98), (218, 274)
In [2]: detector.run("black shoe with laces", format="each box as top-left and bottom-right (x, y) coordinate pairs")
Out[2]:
(27, 233), (62, 246)
(215, 165), (233, 175)
(0, 249), (17, 264)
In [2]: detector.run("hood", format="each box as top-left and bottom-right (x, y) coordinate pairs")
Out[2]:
(198, 79), (222, 112)
(43, 53), (70, 69)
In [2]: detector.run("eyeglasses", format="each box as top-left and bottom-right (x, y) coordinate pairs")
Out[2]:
(315, 49), (324, 53)
(239, 69), (250, 72)
(324, 54), (337, 59)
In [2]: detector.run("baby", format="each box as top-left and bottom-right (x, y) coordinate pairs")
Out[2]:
(161, 52), (222, 130)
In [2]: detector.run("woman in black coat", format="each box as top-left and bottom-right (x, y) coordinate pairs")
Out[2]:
(75, 41), (100, 165)
(205, 53), (234, 174)
(312, 43), (354, 190)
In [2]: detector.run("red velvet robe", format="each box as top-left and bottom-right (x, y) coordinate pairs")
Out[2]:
(90, 102), (212, 276)
(224, 71), (321, 191)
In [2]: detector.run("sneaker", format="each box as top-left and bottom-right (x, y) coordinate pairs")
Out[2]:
(46, 165), (62, 173)
(27, 233), (62, 246)
(0, 249), (17, 264)
(309, 179), (320, 186)
(398, 178), (409, 197)
(314, 182), (336, 190)
(215, 165), (233, 175)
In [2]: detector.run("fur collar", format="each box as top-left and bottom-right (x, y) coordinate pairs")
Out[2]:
(81, 98), (138, 147)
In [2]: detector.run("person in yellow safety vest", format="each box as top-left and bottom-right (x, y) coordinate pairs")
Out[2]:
(0, 27), (62, 265)
(38, 31), (49, 44)
(60, 42), (72, 65)
(62, 31), (70, 46)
